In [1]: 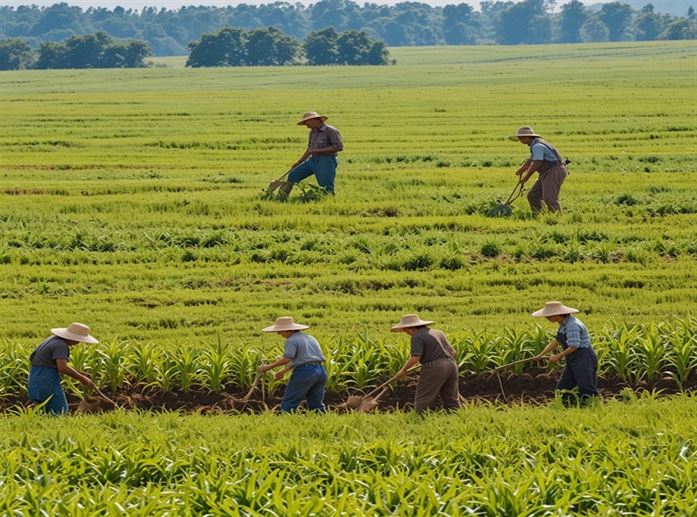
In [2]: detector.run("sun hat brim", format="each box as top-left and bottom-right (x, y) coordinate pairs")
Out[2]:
(531, 306), (579, 318)
(262, 323), (310, 332)
(51, 328), (99, 344)
(509, 133), (541, 141)
(390, 319), (434, 332)
(297, 115), (328, 125)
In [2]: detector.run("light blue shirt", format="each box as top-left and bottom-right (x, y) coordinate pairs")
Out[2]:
(283, 332), (326, 368)
(559, 316), (592, 349)
(530, 139), (558, 162)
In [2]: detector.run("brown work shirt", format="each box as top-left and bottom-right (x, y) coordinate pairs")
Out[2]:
(308, 123), (343, 154)
(410, 327), (455, 364)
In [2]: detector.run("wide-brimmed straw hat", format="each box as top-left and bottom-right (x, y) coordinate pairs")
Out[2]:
(262, 316), (310, 332)
(297, 111), (328, 125)
(532, 301), (579, 318)
(509, 126), (541, 141)
(51, 322), (99, 344)
(390, 314), (435, 332)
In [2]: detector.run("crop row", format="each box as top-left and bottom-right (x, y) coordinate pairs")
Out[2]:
(1, 397), (696, 514)
(1, 320), (696, 397)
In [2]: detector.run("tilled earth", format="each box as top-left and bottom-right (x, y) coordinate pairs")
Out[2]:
(2, 368), (694, 414)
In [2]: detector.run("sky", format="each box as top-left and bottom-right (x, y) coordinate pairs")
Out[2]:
(0, 0), (604, 10)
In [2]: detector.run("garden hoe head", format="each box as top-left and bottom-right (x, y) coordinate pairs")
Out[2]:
(342, 368), (417, 412)
(262, 170), (293, 200)
(77, 386), (118, 414)
(230, 371), (263, 406)
(483, 180), (524, 217)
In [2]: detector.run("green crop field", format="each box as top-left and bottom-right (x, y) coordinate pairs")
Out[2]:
(1, 41), (697, 513)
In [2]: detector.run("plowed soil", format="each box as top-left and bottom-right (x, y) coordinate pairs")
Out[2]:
(2, 368), (694, 414)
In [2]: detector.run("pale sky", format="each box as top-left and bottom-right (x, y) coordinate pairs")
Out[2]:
(0, 0), (601, 10)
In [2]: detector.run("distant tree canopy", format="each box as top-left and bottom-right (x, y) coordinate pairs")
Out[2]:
(0, 1), (695, 57)
(187, 26), (390, 67)
(0, 32), (150, 70)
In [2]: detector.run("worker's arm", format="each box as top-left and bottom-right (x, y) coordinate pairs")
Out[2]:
(292, 149), (311, 168)
(396, 355), (421, 377)
(549, 346), (577, 364)
(515, 159), (531, 176)
(520, 160), (543, 184)
(56, 359), (94, 386)
(259, 356), (291, 374)
(534, 339), (561, 361)
(310, 145), (342, 156)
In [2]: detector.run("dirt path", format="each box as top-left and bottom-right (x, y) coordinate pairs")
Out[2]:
(2, 369), (693, 414)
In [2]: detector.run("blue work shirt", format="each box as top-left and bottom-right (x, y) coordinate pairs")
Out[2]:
(283, 332), (326, 368)
(558, 316), (592, 349)
(530, 138), (559, 162)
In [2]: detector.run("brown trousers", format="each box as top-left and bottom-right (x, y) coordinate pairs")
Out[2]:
(527, 164), (567, 213)
(414, 358), (461, 412)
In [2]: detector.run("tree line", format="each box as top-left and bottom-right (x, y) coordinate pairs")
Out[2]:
(0, 32), (150, 69)
(0, 1), (695, 56)
(187, 27), (390, 67)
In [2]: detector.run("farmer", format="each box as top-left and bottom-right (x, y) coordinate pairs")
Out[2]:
(27, 322), (98, 415)
(281, 111), (343, 196)
(532, 301), (599, 406)
(511, 126), (568, 213)
(391, 314), (461, 413)
(259, 316), (328, 412)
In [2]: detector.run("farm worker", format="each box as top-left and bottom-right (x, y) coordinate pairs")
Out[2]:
(391, 314), (461, 413)
(27, 322), (98, 415)
(281, 111), (343, 196)
(259, 316), (328, 412)
(510, 126), (568, 213)
(532, 301), (599, 406)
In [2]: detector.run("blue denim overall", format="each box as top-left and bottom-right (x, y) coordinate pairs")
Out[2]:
(556, 329), (599, 406)
(28, 367), (69, 415)
(281, 363), (328, 413)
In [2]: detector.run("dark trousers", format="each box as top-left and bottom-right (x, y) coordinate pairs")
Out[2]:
(527, 164), (567, 213)
(557, 348), (599, 407)
(281, 363), (327, 413)
(414, 358), (461, 413)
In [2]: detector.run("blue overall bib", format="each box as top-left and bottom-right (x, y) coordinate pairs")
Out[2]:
(556, 328), (599, 406)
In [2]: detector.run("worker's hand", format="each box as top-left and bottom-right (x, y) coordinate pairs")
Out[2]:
(83, 372), (93, 380)
(80, 377), (96, 388)
(548, 353), (562, 364)
(258, 364), (271, 374)
(274, 370), (287, 380)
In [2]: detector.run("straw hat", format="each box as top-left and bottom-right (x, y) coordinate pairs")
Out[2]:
(51, 322), (99, 344)
(390, 314), (435, 332)
(509, 126), (541, 141)
(532, 301), (579, 318)
(297, 111), (328, 125)
(262, 316), (310, 332)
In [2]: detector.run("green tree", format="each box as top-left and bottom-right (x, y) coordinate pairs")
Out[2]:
(304, 27), (339, 65)
(245, 27), (299, 66)
(187, 27), (246, 67)
(633, 5), (663, 41)
(496, 0), (551, 44)
(559, 0), (588, 43)
(661, 18), (697, 39)
(598, 2), (634, 41)
(442, 3), (479, 44)
(0, 38), (35, 70)
(580, 17), (610, 42)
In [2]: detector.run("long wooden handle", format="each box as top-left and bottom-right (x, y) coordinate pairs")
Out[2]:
(94, 387), (117, 406)
(491, 356), (537, 372)
(240, 372), (262, 401)
(364, 366), (420, 399)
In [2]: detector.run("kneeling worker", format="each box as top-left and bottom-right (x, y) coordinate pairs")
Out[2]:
(259, 316), (328, 412)
(532, 301), (599, 406)
(28, 322), (98, 414)
(282, 111), (343, 196)
(391, 314), (461, 413)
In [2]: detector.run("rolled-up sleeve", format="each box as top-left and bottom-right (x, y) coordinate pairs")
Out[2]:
(410, 335), (424, 357)
(326, 127), (344, 151)
(283, 339), (298, 360)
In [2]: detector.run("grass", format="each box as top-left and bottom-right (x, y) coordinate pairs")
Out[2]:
(1, 396), (696, 514)
(1, 42), (696, 346)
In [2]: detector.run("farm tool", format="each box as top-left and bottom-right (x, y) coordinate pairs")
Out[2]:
(341, 367), (419, 413)
(77, 384), (119, 414)
(231, 371), (263, 404)
(487, 357), (539, 401)
(261, 170), (293, 200)
(483, 179), (524, 217)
